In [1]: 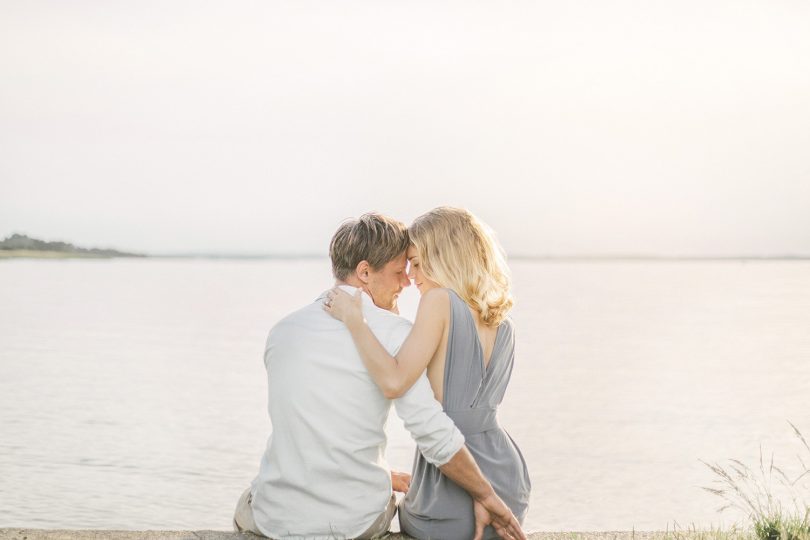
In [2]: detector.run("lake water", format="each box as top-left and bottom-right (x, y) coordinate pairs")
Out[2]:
(1, 258), (808, 532)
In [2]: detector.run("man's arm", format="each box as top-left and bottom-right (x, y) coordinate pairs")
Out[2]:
(387, 321), (526, 540)
(439, 446), (526, 540)
(392, 373), (525, 540)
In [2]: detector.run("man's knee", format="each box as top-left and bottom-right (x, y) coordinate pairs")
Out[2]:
(233, 487), (265, 537)
(355, 494), (397, 540)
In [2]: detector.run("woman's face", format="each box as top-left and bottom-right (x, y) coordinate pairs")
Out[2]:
(407, 245), (439, 295)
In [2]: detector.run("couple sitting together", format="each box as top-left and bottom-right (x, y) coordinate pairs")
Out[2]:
(233, 207), (531, 540)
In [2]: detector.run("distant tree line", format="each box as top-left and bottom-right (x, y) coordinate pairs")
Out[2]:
(0, 233), (144, 257)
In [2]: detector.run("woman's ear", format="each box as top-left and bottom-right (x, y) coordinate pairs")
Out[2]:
(355, 260), (370, 284)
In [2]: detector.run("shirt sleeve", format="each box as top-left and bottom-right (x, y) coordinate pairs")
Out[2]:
(388, 320), (465, 467)
(393, 374), (465, 467)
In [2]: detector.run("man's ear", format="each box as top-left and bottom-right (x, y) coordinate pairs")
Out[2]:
(355, 260), (371, 284)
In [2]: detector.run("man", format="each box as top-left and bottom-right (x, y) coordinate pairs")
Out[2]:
(234, 213), (525, 540)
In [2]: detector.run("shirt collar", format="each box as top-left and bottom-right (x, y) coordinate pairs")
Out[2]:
(317, 284), (383, 311)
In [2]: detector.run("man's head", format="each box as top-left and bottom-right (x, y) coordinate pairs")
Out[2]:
(329, 213), (411, 312)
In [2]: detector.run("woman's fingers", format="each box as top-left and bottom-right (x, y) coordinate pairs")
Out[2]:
(322, 287), (342, 313)
(323, 287), (364, 321)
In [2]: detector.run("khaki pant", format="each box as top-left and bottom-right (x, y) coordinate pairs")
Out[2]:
(233, 488), (396, 539)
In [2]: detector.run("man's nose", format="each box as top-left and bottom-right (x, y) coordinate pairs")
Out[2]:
(401, 272), (412, 287)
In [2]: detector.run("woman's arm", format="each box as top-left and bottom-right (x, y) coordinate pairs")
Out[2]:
(324, 287), (449, 398)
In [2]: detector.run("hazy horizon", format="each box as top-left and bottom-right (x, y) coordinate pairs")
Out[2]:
(2, 1), (809, 257)
(4, 229), (810, 259)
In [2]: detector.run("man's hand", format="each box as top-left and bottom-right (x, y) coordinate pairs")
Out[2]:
(391, 471), (411, 493)
(437, 446), (526, 539)
(473, 492), (526, 540)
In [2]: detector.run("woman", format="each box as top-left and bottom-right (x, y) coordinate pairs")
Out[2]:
(324, 206), (531, 540)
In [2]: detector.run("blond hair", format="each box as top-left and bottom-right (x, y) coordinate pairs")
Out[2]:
(330, 213), (409, 280)
(409, 207), (513, 326)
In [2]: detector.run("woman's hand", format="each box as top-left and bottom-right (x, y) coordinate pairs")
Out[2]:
(323, 287), (364, 326)
(391, 471), (411, 493)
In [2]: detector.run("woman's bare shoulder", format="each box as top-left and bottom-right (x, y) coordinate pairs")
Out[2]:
(415, 288), (451, 319)
(418, 287), (451, 306)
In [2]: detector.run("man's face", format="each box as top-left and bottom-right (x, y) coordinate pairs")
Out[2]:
(366, 252), (411, 312)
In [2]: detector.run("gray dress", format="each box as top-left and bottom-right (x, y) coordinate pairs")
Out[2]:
(399, 289), (531, 540)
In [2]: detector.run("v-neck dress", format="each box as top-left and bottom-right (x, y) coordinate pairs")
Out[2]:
(399, 289), (531, 540)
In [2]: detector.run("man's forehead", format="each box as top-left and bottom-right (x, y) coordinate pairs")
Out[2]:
(386, 254), (408, 268)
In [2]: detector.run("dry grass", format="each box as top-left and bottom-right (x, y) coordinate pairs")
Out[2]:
(701, 422), (810, 540)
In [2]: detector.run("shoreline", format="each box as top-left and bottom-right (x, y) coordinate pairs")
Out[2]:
(0, 531), (703, 540)
(2, 250), (810, 262)
(0, 250), (112, 259)
(0, 250), (144, 259)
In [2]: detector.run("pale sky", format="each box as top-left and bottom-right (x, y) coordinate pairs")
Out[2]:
(2, 1), (809, 256)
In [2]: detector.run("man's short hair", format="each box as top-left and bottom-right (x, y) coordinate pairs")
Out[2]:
(329, 213), (410, 281)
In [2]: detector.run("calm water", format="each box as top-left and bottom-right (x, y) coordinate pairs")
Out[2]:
(1, 258), (809, 531)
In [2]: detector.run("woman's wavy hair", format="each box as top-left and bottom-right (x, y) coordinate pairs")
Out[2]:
(409, 207), (513, 326)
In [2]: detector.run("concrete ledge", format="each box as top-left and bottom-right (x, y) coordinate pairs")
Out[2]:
(0, 530), (685, 540)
